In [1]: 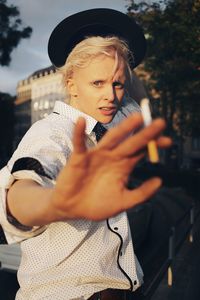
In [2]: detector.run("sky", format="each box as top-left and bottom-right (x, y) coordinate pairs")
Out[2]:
(0, 0), (128, 95)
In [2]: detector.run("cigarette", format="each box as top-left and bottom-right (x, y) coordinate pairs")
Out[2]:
(140, 98), (159, 163)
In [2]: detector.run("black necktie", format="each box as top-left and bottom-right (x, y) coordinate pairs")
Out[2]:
(93, 122), (107, 142)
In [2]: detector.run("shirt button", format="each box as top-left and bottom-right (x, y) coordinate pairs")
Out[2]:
(134, 280), (137, 285)
(114, 227), (118, 231)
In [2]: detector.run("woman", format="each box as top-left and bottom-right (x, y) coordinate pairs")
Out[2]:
(0, 8), (171, 300)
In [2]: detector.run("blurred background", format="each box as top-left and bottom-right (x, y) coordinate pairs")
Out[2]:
(0, 0), (200, 299)
(0, 0), (199, 176)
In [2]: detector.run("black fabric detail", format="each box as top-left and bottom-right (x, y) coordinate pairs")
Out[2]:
(106, 219), (134, 291)
(11, 157), (52, 180)
(53, 111), (60, 115)
(0, 225), (7, 244)
(93, 123), (107, 142)
(7, 214), (32, 232)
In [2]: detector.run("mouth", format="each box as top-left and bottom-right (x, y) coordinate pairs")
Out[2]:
(98, 106), (117, 116)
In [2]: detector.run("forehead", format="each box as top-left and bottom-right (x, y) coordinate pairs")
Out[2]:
(74, 53), (127, 80)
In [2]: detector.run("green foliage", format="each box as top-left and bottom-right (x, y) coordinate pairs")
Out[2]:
(126, 0), (200, 138)
(0, 0), (32, 66)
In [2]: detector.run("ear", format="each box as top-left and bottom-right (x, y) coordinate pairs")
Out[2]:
(66, 78), (78, 98)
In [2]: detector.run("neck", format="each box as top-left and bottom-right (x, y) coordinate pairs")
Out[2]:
(69, 96), (79, 109)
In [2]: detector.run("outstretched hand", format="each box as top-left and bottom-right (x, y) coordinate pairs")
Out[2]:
(51, 113), (171, 221)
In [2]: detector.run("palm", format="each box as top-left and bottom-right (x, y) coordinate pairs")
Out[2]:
(55, 149), (129, 219)
(51, 114), (171, 221)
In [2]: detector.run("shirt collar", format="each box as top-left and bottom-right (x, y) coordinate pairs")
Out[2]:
(53, 101), (97, 135)
(53, 97), (141, 134)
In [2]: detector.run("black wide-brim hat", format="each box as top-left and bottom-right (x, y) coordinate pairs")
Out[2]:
(48, 8), (146, 69)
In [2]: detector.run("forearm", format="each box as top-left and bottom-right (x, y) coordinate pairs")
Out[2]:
(7, 180), (56, 227)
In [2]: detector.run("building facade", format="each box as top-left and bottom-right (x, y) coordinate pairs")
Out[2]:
(13, 65), (67, 150)
(16, 65), (67, 124)
(30, 65), (66, 123)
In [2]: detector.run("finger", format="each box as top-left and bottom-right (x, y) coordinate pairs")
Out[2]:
(125, 152), (146, 172)
(126, 137), (171, 164)
(115, 152), (146, 180)
(72, 117), (87, 153)
(157, 136), (172, 148)
(98, 113), (143, 149)
(114, 119), (166, 157)
(122, 177), (162, 210)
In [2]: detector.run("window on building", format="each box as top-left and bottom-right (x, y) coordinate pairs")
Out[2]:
(33, 101), (39, 111)
(39, 101), (43, 110)
(44, 100), (49, 109)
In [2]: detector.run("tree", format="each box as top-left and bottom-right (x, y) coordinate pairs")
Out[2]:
(0, 0), (32, 165)
(126, 0), (200, 146)
(126, 0), (200, 166)
(0, 0), (32, 66)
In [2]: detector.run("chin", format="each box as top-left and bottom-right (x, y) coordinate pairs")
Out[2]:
(99, 116), (114, 124)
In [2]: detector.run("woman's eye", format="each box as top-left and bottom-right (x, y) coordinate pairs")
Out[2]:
(113, 81), (124, 89)
(92, 81), (103, 87)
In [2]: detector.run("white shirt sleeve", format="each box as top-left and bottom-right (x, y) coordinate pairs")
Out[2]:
(0, 116), (69, 244)
(0, 166), (48, 244)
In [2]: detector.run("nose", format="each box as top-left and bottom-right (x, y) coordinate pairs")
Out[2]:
(103, 84), (115, 102)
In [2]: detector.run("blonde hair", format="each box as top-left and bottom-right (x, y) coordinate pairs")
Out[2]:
(59, 36), (134, 90)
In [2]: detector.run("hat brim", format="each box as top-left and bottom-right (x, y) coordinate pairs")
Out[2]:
(48, 8), (146, 69)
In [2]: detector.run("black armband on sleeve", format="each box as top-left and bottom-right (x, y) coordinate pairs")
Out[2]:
(11, 157), (52, 179)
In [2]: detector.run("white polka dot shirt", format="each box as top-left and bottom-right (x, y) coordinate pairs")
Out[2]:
(0, 101), (143, 300)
